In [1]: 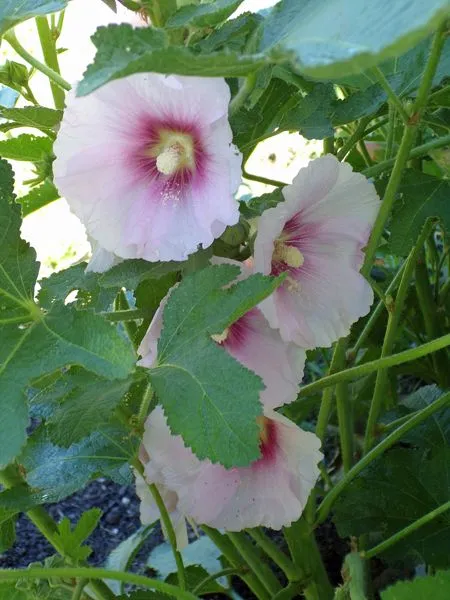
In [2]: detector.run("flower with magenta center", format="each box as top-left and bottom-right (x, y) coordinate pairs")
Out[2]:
(53, 74), (242, 263)
(254, 154), (381, 348)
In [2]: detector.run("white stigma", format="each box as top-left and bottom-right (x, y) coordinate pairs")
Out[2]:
(156, 144), (183, 176)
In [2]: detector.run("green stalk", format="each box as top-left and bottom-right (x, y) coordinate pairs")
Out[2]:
(385, 105), (396, 160)
(363, 500), (450, 559)
(284, 518), (333, 600)
(72, 578), (88, 600)
(316, 390), (450, 524)
(315, 339), (347, 441)
(348, 261), (407, 360)
(273, 581), (307, 600)
(362, 23), (447, 275)
(363, 219), (435, 452)
(0, 567), (197, 599)
(192, 566), (245, 595)
(247, 528), (298, 582)
(363, 132), (450, 179)
(298, 331), (450, 399)
(227, 532), (282, 596)
(337, 117), (372, 160)
(242, 169), (287, 187)
(0, 466), (114, 600)
(323, 136), (335, 155)
(35, 16), (65, 109)
(202, 526), (270, 600)
(415, 254), (449, 387)
(3, 31), (71, 92)
(371, 67), (409, 123)
(230, 73), (257, 115)
(103, 308), (147, 322)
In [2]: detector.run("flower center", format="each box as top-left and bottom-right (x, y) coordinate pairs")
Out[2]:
(273, 240), (304, 268)
(154, 132), (195, 176)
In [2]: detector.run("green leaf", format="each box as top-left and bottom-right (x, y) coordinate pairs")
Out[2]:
(118, 593), (171, 600)
(333, 386), (450, 567)
(0, 508), (16, 553)
(0, 133), (52, 161)
(240, 188), (285, 219)
(105, 525), (154, 594)
(148, 264), (283, 467)
(100, 259), (182, 289)
(47, 377), (133, 446)
(53, 509), (101, 561)
(0, 61), (29, 94)
(260, 0), (450, 80)
(0, 584), (28, 600)
(381, 571), (450, 599)
(19, 424), (137, 503)
(389, 171), (450, 256)
(0, 106), (62, 130)
(18, 179), (59, 217)
(0, 1), (67, 35)
(196, 12), (262, 54)
(166, 0), (244, 28)
(279, 83), (335, 139)
(78, 24), (267, 95)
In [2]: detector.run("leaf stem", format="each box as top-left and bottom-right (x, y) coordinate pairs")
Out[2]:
(337, 116), (372, 160)
(316, 390), (450, 525)
(242, 168), (288, 187)
(247, 528), (298, 582)
(362, 23), (447, 274)
(363, 218), (435, 452)
(227, 532), (282, 596)
(364, 500), (450, 560)
(230, 73), (257, 115)
(35, 16), (65, 109)
(192, 566), (245, 594)
(371, 67), (409, 123)
(202, 526), (270, 600)
(102, 308), (147, 321)
(72, 578), (88, 600)
(0, 567), (197, 599)
(299, 331), (450, 399)
(3, 31), (71, 92)
(363, 132), (450, 179)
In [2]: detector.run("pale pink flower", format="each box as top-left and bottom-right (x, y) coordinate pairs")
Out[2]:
(138, 405), (322, 532)
(138, 260), (306, 409)
(53, 74), (242, 262)
(253, 154), (380, 348)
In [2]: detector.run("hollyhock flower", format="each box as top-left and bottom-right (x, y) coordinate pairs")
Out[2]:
(137, 405), (322, 532)
(253, 154), (380, 348)
(138, 261), (306, 409)
(53, 74), (242, 262)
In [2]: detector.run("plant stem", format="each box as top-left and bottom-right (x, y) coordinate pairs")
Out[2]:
(3, 31), (71, 92)
(316, 390), (450, 524)
(137, 383), (153, 430)
(415, 253), (449, 387)
(202, 526), (270, 600)
(284, 518), (333, 600)
(230, 73), (257, 115)
(323, 136), (335, 155)
(362, 23), (447, 274)
(385, 105), (396, 160)
(247, 528), (298, 582)
(0, 466), (114, 600)
(363, 132), (450, 178)
(242, 169), (288, 187)
(371, 67), (409, 123)
(337, 117), (372, 160)
(0, 567), (197, 599)
(363, 500), (450, 559)
(35, 16), (65, 109)
(348, 261), (407, 360)
(72, 578), (88, 600)
(149, 483), (186, 589)
(192, 566), (245, 595)
(363, 219), (435, 452)
(227, 532), (281, 596)
(298, 331), (450, 399)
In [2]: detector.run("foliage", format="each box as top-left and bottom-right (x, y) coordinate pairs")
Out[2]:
(0, 1), (450, 600)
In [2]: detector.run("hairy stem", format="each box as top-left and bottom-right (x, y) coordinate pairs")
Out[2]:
(35, 16), (65, 109)
(316, 390), (450, 524)
(247, 528), (298, 582)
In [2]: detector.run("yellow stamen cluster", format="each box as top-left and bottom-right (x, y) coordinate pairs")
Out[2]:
(273, 241), (304, 268)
